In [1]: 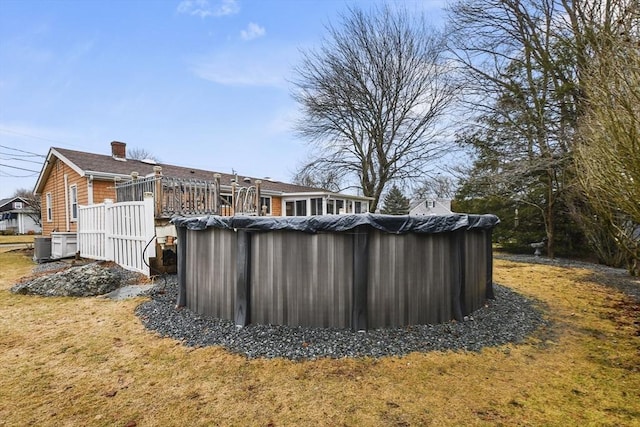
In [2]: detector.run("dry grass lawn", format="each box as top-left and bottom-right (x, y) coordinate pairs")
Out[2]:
(0, 235), (36, 244)
(0, 235), (36, 254)
(0, 249), (638, 426)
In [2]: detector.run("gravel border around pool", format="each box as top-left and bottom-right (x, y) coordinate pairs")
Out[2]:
(135, 276), (549, 360)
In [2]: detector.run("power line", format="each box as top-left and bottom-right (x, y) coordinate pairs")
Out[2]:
(0, 170), (38, 178)
(0, 155), (43, 164)
(0, 144), (46, 157)
(0, 128), (68, 146)
(0, 150), (43, 158)
(0, 163), (41, 173)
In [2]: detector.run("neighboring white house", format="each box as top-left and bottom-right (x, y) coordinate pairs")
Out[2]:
(409, 198), (453, 216)
(0, 197), (42, 234)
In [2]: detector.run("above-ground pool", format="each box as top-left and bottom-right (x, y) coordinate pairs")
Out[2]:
(172, 213), (500, 331)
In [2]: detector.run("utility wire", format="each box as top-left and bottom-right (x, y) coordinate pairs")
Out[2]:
(0, 150), (43, 158)
(0, 163), (41, 173)
(0, 144), (46, 157)
(0, 128), (68, 146)
(0, 156), (43, 164)
(0, 170), (38, 178)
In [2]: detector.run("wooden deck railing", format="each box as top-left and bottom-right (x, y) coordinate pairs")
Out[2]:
(115, 167), (261, 218)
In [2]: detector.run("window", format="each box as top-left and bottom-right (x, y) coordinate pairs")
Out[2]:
(354, 201), (362, 214)
(13, 201), (23, 209)
(336, 200), (344, 214)
(295, 200), (307, 216)
(69, 185), (78, 221)
(46, 193), (52, 222)
(259, 196), (271, 215)
(285, 199), (308, 216)
(310, 198), (323, 215)
(326, 199), (335, 214)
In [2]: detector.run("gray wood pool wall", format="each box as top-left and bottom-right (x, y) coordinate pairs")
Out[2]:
(178, 224), (494, 330)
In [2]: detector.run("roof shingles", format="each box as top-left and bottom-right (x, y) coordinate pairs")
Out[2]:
(54, 147), (327, 194)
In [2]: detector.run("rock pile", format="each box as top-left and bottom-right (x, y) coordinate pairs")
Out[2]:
(12, 262), (123, 297)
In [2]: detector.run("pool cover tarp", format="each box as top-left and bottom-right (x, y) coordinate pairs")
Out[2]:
(172, 213), (500, 235)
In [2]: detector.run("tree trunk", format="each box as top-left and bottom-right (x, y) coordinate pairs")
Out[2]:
(546, 174), (555, 258)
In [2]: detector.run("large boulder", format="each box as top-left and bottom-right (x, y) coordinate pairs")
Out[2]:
(11, 263), (122, 297)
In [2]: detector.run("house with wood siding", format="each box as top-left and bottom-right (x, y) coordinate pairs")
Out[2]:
(0, 197), (41, 234)
(34, 141), (372, 237)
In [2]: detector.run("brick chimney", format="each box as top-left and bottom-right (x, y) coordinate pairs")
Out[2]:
(111, 141), (126, 160)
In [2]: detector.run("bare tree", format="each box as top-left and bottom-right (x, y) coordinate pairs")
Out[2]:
(127, 147), (160, 162)
(412, 174), (457, 200)
(292, 161), (343, 193)
(575, 28), (640, 275)
(12, 188), (41, 227)
(291, 5), (456, 212)
(447, 0), (636, 257)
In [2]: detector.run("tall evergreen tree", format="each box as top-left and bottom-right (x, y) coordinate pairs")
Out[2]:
(381, 185), (410, 215)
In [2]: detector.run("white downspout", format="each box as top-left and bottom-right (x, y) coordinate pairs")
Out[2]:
(87, 175), (94, 205)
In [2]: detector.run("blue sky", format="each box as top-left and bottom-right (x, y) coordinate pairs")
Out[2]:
(0, 0), (446, 198)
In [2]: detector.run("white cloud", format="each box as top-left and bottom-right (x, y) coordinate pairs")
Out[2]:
(266, 107), (299, 135)
(240, 22), (266, 41)
(215, 0), (240, 16)
(61, 40), (94, 66)
(0, 35), (53, 64)
(177, 0), (240, 18)
(191, 45), (296, 87)
(0, 123), (80, 152)
(192, 59), (283, 87)
(177, 0), (212, 18)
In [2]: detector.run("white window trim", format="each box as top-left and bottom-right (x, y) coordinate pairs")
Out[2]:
(46, 192), (53, 222)
(69, 184), (78, 222)
(310, 197), (323, 216)
(260, 195), (272, 215)
(284, 199), (308, 216)
(282, 195), (370, 216)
